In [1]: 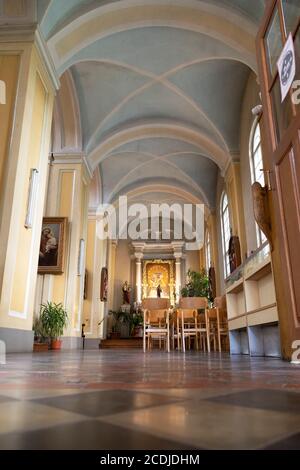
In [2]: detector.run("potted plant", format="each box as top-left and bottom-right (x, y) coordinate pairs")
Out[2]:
(108, 309), (131, 339)
(181, 269), (211, 303)
(130, 310), (143, 337)
(40, 301), (68, 350)
(32, 317), (49, 352)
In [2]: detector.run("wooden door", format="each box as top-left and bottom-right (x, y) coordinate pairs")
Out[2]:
(256, 0), (300, 360)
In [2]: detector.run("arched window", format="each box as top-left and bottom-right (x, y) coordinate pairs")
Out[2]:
(220, 192), (231, 278)
(205, 230), (211, 269)
(250, 119), (267, 248)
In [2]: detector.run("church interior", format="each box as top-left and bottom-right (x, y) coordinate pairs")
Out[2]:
(0, 0), (300, 452)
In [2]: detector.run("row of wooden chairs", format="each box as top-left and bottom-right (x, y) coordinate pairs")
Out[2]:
(142, 296), (228, 353)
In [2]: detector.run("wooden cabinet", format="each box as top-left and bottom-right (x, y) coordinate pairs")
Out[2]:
(225, 249), (281, 357)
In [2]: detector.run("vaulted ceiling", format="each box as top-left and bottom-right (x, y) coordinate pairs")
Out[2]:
(40, 0), (266, 209)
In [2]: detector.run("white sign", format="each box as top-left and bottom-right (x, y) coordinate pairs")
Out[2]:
(277, 33), (296, 102)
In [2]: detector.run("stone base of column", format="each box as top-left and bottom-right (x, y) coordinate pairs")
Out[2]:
(0, 327), (34, 353)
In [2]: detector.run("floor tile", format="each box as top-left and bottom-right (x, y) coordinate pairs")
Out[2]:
(207, 389), (300, 414)
(32, 389), (181, 417)
(0, 395), (17, 404)
(1, 350), (300, 450)
(263, 432), (300, 450)
(0, 401), (86, 435)
(0, 388), (93, 401)
(0, 420), (194, 450)
(101, 400), (300, 450)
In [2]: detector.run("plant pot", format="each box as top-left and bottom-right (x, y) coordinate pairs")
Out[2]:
(132, 326), (143, 337)
(33, 342), (49, 352)
(51, 339), (62, 350)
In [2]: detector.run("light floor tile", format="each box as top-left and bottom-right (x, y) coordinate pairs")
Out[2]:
(100, 400), (300, 449)
(0, 402), (87, 435)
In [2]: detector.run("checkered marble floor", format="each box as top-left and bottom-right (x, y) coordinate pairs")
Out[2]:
(0, 350), (300, 449)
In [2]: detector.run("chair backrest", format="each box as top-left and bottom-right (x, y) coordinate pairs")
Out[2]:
(214, 295), (226, 309)
(179, 297), (208, 309)
(142, 298), (170, 311)
(147, 309), (168, 324)
(178, 309), (197, 320)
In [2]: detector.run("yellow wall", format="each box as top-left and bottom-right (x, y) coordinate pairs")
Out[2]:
(0, 54), (20, 205)
(52, 170), (75, 305)
(36, 161), (89, 338)
(0, 42), (55, 332)
(11, 74), (46, 312)
(83, 219), (96, 330)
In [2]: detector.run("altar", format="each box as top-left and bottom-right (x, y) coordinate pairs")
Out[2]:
(142, 259), (175, 302)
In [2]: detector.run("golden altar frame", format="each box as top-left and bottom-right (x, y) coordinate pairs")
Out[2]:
(142, 259), (175, 302)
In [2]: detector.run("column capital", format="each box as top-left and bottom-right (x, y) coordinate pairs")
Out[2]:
(0, 24), (60, 91)
(132, 242), (145, 261)
(171, 241), (184, 259)
(49, 152), (92, 180)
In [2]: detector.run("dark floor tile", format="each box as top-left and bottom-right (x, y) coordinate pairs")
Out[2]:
(263, 432), (300, 450)
(0, 420), (196, 450)
(0, 396), (17, 403)
(32, 390), (180, 417)
(207, 389), (300, 414)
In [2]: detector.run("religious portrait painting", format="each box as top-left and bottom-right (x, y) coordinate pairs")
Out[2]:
(38, 217), (67, 274)
(100, 267), (108, 302)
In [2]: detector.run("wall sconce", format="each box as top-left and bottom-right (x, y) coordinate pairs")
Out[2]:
(24, 168), (39, 229)
(77, 238), (85, 276)
(0, 80), (6, 105)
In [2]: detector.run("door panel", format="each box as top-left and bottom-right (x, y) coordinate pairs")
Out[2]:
(256, 0), (300, 359)
(276, 146), (300, 324)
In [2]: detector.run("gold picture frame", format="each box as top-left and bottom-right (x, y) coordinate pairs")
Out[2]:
(38, 217), (67, 274)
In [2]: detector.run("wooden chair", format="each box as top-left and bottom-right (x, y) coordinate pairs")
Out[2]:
(207, 296), (228, 352)
(177, 297), (209, 352)
(142, 298), (170, 352)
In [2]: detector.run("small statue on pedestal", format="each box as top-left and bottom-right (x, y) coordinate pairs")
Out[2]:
(228, 232), (242, 274)
(156, 284), (162, 298)
(122, 281), (131, 304)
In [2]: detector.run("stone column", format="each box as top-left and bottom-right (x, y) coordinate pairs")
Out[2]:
(135, 253), (143, 304)
(172, 242), (184, 304)
(132, 242), (145, 304)
(107, 239), (118, 311)
(34, 155), (90, 348)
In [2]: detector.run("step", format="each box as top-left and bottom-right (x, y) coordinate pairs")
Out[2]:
(100, 338), (143, 349)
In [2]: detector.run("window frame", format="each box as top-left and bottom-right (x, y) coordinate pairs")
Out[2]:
(205, 229), (211, 270)
(249, 117), (268, 248)
(220, 192), (231, 278)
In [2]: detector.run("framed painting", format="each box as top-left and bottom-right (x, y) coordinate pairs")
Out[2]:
(38, 217), (67, 274)
(100, 267), (108, 302)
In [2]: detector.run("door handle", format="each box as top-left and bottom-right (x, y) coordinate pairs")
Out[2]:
(260, 169), (273, 191)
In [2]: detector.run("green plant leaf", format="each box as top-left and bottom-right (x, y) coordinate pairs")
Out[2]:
(40, 301), (68, 340)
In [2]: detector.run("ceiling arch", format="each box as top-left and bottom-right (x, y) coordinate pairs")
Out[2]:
(43, 0), (265, 212)
(44, 0), (260, 73)
(89, 122), (229, 170)
(39, 0), (265, 43)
